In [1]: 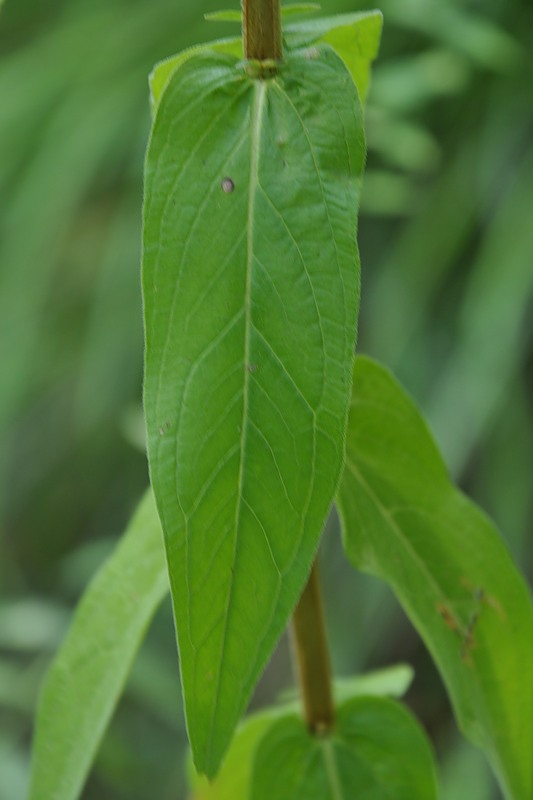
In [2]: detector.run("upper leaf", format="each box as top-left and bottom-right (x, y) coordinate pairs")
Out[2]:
(148, 10), (382, 115)
(285, 11), (383, 104)
(28, 491), (168, 800)
(205, 5), (322, 23)
(337, 355), (533, 800)
(251, 696), (438, 800)
(142, 46), (365, 776)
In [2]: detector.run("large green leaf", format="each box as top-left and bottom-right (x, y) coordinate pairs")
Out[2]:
(251, 696), (438, 800)
(28, 491), (168, 800)
(142, 45), (366, 776)
(337, 355), (533, 800)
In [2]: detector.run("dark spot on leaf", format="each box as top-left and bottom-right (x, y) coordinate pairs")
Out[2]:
(221, 177), (235, 193)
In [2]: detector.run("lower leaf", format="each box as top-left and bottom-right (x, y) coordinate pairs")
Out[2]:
(251, 696), (438, 800)
(28, 490), (168, 800)
(337, 355), (533, 800)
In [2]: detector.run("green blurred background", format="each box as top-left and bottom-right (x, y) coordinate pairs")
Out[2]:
(1, 0), (532, 797)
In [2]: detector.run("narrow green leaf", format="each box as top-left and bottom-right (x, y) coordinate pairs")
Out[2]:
(28, 491), (168, 800)
(285, 11), (383, 103)
(204, 10), (242, 23)
(142, 46), (365, 776)
(332, 663), (414, 704)
(337, 356), (533, 800)
(279, 663), (414, 705)
(251, 697), (438, 800)
(281, 4), (321, 17)
(205, 5), (320, 23)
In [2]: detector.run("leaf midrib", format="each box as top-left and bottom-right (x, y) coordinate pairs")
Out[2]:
(204, 78), (267, 768)
(320, 738), (346, 800)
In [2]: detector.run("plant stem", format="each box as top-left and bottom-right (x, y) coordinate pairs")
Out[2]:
(291, 560), (335, 733)
(242, 0), (283, 62)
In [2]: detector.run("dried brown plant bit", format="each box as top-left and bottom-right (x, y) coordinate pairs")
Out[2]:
(437, 602), (460, 632)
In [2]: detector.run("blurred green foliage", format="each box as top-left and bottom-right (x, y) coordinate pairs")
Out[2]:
(0, 0), (532, 798)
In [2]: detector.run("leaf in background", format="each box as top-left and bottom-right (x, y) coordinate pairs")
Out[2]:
(251, 697), (438, 800)
(278, 663), (414, 706)
(206, 5), (321, 23)
(142, 42), (370, 776)
(285, 10), (383, 103)
(332, 663), (413, 704)
(203, 10), (243, 23)
(427, 153), (533, 474)
(0, 600), (69, 652)
(370, 49), (470, 113)
(28, 491), (168, 800)
(380, 0), (522, 73)
(281, 4), (321, 17)
(337, 355), (533, 800)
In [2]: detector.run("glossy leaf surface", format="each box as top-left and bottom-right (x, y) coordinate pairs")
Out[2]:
(28, 491), (168, 800)
(251, 696), (438, 800)
(142, 46), (366, 776)
(337, 356), (533, 800)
